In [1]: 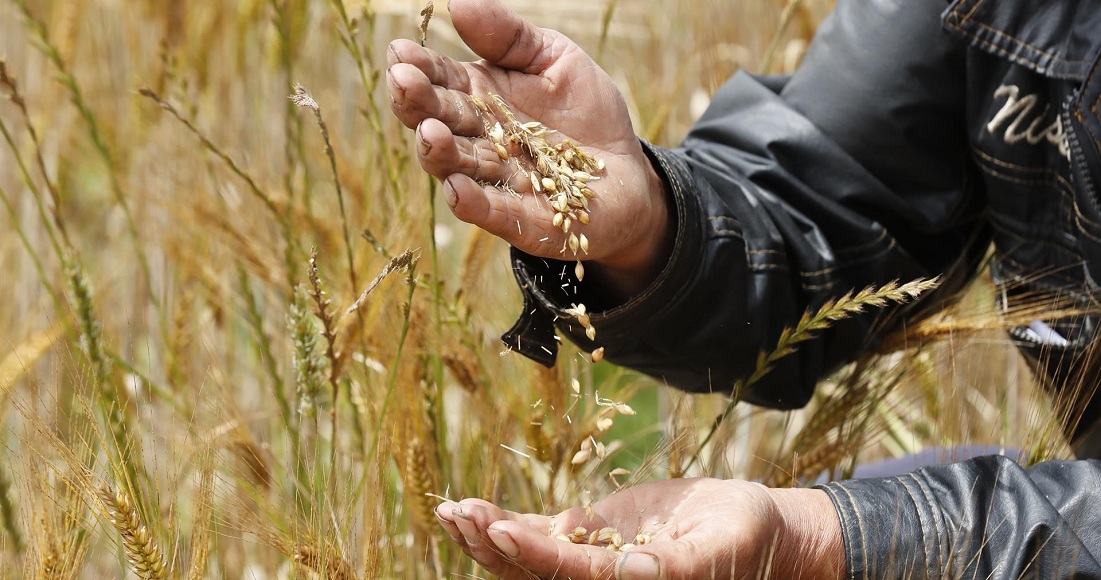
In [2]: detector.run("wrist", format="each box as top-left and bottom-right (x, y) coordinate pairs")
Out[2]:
(588, 155), (673, 300)
(767, 487), (845, 579)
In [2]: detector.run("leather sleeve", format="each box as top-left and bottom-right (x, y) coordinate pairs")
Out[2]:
(509, 0), (983, 408)
(819, 455), (1101, 578)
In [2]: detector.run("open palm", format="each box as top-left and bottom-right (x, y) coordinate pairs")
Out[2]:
(434, 477), (842, 579)
(387, 0), (669, 288)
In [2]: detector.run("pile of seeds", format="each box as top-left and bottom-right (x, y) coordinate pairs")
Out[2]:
(472, 92), (606, 359)
(553, 525), (653, 553)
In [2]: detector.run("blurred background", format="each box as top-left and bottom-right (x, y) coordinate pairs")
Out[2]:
(0, 0), (1067, 577)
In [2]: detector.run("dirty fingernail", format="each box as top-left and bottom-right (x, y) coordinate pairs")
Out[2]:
(444, 176), (459, 209)
(388, 42), (402, 63)
(416, 123), (432, 156)
(617, 552), (660, 580)
(451, 507), (473, 521)
(435, 503), (456, 523)
(488, 527), (520, 558)
(387, 69), (404, 102)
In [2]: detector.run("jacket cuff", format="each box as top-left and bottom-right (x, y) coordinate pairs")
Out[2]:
(501, 140), (707, 366)
(818, 476), (933, 579)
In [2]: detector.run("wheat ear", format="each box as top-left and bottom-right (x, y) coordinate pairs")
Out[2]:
(97, 486), (168, 579)
(686, 277), (941, 472)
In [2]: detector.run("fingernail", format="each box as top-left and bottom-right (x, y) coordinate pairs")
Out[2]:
(444, 177), (459, 210)
(451, 507), (473, 521)
(387, 69), (404, 102)
(617, 552), (660, 580)
(488, 527), (520, 558)
(435, 503), (455, 523)
(388, 42), (402, 63)
(416, 123), (432, 156)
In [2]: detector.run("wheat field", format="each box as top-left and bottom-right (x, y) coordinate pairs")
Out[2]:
(0, 0), (1072, 577)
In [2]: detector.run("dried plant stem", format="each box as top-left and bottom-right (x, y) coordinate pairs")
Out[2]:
(270, 0), (314, 217)
(63, 256), (136, 466)
(367, 266), (420, 462)
(12, 2), (161, 319)
(327, 0), (405, 212)
(291, 86), (359, 296)
(239, 269), (293, 431)
(596, 0), (620, 63)
(0, 463), (21, 553)
(686, 277), (941, 472)
(0, 181), (62, 309)
(759, 0), (806, 73)
(0, 61), (69, 255)
(139, 88), (281, 219)
(344, 250), (418, 316)
(186, 447), (216, 580)
(306, 249), (342, 498)
(97, 486), (167, 579)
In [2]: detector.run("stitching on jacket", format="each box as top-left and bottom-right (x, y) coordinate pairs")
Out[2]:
(747, 263), (789, 272)
(906, 473), (945, 575)
(974, 22), (1088, 67)
(835, 485), (867, 579)
(957, 0), (986, 26)
(711, 228), (744, 239)
(970, 147), (1076, 204)
(974, 160), (1055, 186)
(964, 34), (1074, 80)
(786, 236), (898, 280)
(834, 229), (890, 258)
(971, 146), (1059, 175)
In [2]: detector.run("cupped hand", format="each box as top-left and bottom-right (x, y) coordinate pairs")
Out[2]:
(388, 0), (670, 295)
(435, 478), (844, 579)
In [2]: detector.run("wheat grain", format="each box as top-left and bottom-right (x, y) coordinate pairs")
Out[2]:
(97, 486), (168, 579)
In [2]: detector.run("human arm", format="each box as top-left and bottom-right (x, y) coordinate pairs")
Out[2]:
(387, 0), (1101, 578)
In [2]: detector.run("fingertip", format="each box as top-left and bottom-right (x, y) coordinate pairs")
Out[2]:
(388, 38), (417, 66)
(487, 526), (521, 558)
(435, 501), (459, 523)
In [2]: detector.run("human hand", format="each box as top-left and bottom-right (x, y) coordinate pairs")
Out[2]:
(387, 0), (671, 297)
(435, 478), (844, 579)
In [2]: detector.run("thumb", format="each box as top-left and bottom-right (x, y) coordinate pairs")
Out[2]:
(448, 0), (555, 73)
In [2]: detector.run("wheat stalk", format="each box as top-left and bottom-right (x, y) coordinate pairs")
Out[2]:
(291, 86), (359, 298)
(186, 448), (216, 580)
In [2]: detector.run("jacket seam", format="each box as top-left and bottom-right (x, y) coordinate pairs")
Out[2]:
(903, 473), (942, 576)
(974, 22), (1089, 67)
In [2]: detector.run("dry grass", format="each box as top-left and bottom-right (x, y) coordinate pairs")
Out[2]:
(0, 0), (1082, 576)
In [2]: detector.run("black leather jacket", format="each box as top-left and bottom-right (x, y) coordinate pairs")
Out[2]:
(503, 0), (1101, 577)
